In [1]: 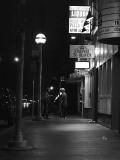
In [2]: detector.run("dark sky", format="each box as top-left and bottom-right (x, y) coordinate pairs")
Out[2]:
(0, 0), (88, 97)
(25, 0), (74, 94)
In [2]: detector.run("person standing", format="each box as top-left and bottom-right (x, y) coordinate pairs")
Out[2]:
(59, 88), (68, 119)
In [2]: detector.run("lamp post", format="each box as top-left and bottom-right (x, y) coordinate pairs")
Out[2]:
(3, 0), (34, 150)
(4, 33), (33, 151)
(35, 33), (46, 120)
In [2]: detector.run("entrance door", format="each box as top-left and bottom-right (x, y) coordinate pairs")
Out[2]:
(67, 83), (79, 115)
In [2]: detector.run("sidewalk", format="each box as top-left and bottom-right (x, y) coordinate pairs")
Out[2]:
(0, 116), (120, 160)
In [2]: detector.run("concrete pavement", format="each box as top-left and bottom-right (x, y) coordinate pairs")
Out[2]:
(0, 116), (120, 160)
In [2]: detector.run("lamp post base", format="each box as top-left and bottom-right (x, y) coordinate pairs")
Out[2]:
(3, 140), (36, 151)
(2, 130), (36, 151)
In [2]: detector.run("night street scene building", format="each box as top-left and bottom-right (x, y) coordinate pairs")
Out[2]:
(0, 0), (120, 159)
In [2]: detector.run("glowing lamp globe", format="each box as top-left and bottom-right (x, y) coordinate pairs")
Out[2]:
(35, 33), (46, 44)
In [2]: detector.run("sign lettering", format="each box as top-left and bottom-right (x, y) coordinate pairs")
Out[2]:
(70, 45), (95, 58)
(69, 6), (90, 33)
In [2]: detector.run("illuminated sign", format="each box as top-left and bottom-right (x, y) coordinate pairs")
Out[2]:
(69, 6), (90, 34)
(70, 45), (95, 58)
(75, 61), (90, 69)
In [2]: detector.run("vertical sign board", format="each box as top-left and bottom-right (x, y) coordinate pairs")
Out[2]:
(84, 74), (91, 108)
(98, 0), (120, 43)
(69, 6), (91, 34)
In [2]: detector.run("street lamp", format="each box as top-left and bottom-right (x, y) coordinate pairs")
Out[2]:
(35, 33), (46, 120)
(14, 56), (20, 62)
(3, 0), (35, 151)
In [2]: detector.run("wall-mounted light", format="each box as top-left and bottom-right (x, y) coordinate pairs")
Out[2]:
(70, 35), (76, 40)
(49, 86), (54, 91)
